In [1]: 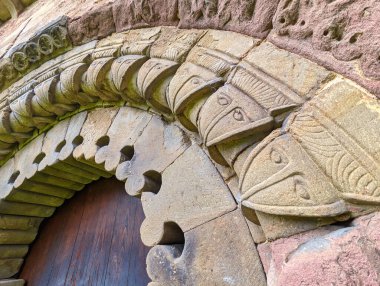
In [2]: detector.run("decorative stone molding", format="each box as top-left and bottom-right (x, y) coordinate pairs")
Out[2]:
(0, 26), (379, 284)
(0, 16), (71, 93)
(0, 105), (266, 284)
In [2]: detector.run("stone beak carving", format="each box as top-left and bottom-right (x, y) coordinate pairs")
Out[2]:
(167, 62), (224, 131)
(137, 58), (179, 112)
(240, 130), (347, 218)
(198, 85), (274, 147)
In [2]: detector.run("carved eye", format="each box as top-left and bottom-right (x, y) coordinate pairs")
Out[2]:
(233, 108), (245, 121)
(217, 93), (231, 106)
(294, 176), (311, 200)
(270, 149), (284, 164)
(191, 78), (200, 85)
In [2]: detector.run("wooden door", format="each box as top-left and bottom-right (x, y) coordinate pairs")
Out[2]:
(19, 177), (150, 286)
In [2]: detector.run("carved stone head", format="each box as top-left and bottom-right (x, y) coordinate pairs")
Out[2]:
(240, 130), (347, 218)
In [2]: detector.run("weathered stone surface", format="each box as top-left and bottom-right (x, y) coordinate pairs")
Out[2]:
(178, 0), (280, 38)
(168, 30), (257, 132)
(116, 116), (190, 197)
(137, 28), (204, 113)
(11, 134), (44, 189)
(287, 80), (380, 212)
(95, 107), (152, 172)
(169, 36), (252, 135)
(0, 214), (42, 231)
(73, 107), (118, 164)
(259, 212), (380, 286)
(6, 189), (65, 207)
(147, 210), (266, 286)
(270, 0), (380, 97)
(0, 16), (71, 93)
(0, 200), (54, 217)
(0, 245), (28, 259)
(0, 258), (23, 279)
(68, 4), (115, 45)
(0, 279), (25, 286)
(238, 79), (380, 239)
(112, 0), (179, 32)
(0, 230), (36, 244)
(245, 42), (334, 98)
(140, 144), (236, 246)
(32, 117), (94, 189)
(239, 130), (347, 240)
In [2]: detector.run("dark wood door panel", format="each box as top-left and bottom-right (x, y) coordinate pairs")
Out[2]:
(19, 177), (150, 286)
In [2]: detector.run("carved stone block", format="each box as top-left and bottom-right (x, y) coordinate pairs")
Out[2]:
(0, 258), (23, 279)
(68, 4), (115, 45)
(0, 230), (36, 244)
(0, 279), (25, 286)
(0, 214), (42, 231)
(12, 134), (44, 189)
(0, 245), (28, 259)
(1, 16), (71, 94)
(150, 28), (204, 63)
(244, 42), (334, 98)
(287, 80), (380, 214)
(147, 210), (266, 285)
(57, 111), (109, 179)
(81, 53), (120, 102)
(97, 28), (160, 104)
(140, 144), (236, 246)
(167, 62), (224, 131)
(239, 79), (380, 239)
(38, 117), (69, 170)
(137, 28), (205, 113)
(73, 107), (119, 164)
(137, 58), (179, 113)
(95, 107), (152, 172)
(168, 30), (256, 131)
(116, 116), (190, 197)
(197, 56), (304, 166)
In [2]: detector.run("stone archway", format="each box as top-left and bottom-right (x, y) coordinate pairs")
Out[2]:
(0, 104), (265, 285)
(0, 6), (379, 285)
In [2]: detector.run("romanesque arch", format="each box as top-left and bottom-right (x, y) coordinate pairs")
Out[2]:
(0, 1), (379, 285)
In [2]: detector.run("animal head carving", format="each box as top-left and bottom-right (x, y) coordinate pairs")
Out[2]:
(198, 85), (274, 147)
(240, 130), (347, 218)
(167, 62), (223, 130)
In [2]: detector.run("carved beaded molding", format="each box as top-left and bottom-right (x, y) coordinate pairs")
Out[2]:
(0, 26), (379, 283)
(0, 16), (71, 92)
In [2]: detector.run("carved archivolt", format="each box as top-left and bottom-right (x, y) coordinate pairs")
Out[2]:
(0, 27), (379, 284)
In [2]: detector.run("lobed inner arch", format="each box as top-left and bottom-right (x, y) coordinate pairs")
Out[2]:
(0, 25), (379, 285)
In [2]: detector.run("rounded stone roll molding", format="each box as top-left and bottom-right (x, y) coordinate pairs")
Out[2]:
(0, 23), (379, 285)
